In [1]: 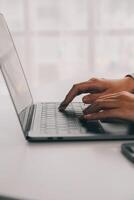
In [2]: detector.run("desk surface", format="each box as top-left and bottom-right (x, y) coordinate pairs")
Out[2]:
(0, 88), (134, 200)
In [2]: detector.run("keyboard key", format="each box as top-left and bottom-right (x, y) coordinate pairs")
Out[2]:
(40, 102), (85, 134)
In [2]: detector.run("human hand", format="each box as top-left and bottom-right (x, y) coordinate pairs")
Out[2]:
(83, 91), (134, 122)
(59, 77), (134, 111)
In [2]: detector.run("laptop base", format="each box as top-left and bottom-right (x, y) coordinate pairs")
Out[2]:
(27, 102), (134, 142)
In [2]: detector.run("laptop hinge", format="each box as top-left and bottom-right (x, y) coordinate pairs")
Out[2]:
(18, 104), (35, 137)
(24, 105), (35, 134)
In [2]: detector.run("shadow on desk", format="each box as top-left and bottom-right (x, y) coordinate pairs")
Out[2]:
(0, 195), (29, 200)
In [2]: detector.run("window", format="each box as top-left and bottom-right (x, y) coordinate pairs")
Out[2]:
(0, 0), (134, 91)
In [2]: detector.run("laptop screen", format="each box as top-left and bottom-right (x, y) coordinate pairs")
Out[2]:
(0, 14), (33, 130)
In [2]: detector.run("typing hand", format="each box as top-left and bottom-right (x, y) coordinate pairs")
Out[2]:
(59, 77), (134, 111)
(83, 91), (134, 122)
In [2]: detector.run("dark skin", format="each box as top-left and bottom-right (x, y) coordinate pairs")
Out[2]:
(59, 76), (134, 122)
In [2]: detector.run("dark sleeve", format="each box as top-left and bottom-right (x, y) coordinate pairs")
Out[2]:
(126, 74), (134, 80)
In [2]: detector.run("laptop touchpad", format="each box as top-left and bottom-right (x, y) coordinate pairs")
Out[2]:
(99, 120), (133, 135)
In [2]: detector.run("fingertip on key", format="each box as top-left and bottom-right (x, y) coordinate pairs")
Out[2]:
(58, 103), (66, 112)
(58, 106), (65, 112)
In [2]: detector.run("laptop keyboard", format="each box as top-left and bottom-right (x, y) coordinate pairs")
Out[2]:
(40, 102), (86, 134)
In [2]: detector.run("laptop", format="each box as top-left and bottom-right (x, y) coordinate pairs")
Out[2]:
(0, 13), (134, 142)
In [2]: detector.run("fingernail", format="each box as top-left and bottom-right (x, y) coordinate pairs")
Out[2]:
(58, 106), (65, 112)
(60, 101), (66, 107)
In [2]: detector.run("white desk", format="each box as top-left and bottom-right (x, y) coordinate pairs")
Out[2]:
(0, 87), (134, 200)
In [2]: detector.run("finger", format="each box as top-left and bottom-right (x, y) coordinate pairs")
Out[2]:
(59, 81), (105, 110)
(83, 109), (119, 120)
(82, 91), (108, 104)
(83, 99), (118, 114)
(98, 92), (121, 100)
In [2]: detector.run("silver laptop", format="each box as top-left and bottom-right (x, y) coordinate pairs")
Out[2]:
(0, 14), (134, 142)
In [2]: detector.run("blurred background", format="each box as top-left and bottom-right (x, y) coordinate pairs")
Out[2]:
(0, 0), (134, 100)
